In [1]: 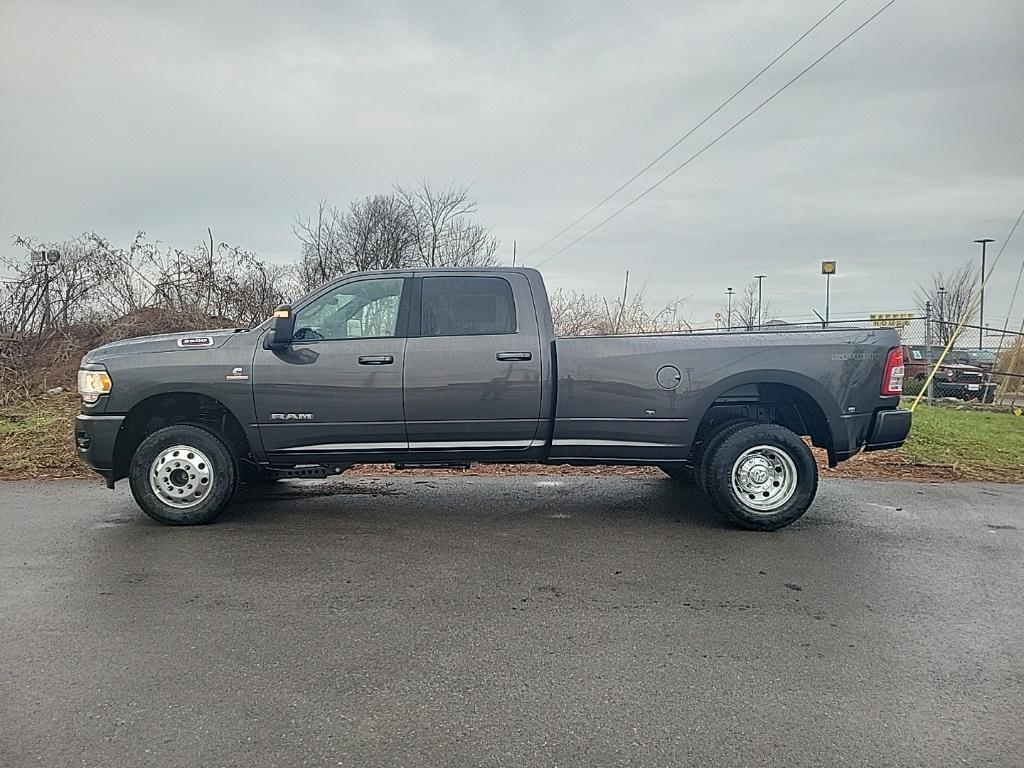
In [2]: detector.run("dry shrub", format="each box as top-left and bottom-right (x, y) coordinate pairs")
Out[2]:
(0, 232), (294, 399)
(548, 285), (691, 337)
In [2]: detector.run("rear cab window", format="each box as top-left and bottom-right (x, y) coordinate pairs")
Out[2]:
(420, 276), (517, 336)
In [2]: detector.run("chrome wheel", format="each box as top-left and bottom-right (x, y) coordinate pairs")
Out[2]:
(730, 445), (798, 514)
(149, 444), (214, 509)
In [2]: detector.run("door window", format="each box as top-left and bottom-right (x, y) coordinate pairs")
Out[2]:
(420, 276), (516, 336)
(293, 278), (405, 341)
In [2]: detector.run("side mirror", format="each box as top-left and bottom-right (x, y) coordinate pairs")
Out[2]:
(266, 304), (295, 348)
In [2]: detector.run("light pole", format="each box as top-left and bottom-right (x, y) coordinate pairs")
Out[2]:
(30, 249), (61, 330)
(821, 261), (837, 326)
(974, 238), (994, 350)
(937, 286), (946, 347)
(754, 274), (767, 328)
(725, 287), (735, 331)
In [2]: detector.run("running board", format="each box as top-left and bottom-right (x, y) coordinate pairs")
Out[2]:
(270, 465), (346, 479)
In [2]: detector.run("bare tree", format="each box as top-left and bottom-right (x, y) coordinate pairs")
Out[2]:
(915, 261), (977, 346)
(727, 279), (777, 331)
(293, 199), (346, 291)
(294, 182), (499, 289)
(341, 194), (416, 273)
(395, 180), (499, 268)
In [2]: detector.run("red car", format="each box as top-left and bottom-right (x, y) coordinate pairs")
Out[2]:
(902, 345), (995, 402)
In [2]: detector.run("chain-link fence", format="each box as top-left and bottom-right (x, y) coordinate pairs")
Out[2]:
(761, 313), (1024, 407)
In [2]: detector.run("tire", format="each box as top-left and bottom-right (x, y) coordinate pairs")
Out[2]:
(696, 419), (756, 498)
(702, 423), (818, 531)
(129, 424), (239, 525)
(658, 464), (694, 482)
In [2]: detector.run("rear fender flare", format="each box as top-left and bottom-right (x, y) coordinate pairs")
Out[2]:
(690, 369), (845, 456)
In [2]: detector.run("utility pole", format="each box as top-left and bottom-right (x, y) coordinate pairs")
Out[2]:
(725, 287), (735, 331)
(512, 239), (517, 267)
(754, 274), (767, 328)
(974, 238), (993, 350)
(207, 227), (215, 315)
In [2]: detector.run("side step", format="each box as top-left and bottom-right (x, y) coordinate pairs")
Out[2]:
(269, 465), (347, 479)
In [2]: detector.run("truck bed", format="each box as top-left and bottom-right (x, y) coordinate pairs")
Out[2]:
(550, 326), (901, 463)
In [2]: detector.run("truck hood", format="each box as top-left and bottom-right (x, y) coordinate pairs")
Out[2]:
(82, 328), (246, 363)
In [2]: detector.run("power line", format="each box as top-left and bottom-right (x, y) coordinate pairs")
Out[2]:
(525, 0), (852, 260)
(535, 0), (897, 269)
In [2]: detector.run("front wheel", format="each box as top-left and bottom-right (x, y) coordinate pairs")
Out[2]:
(129, 424), (239, 525)
(702, 423), (818, 531)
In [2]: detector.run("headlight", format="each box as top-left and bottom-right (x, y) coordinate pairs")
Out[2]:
(77, 369), (112, 403)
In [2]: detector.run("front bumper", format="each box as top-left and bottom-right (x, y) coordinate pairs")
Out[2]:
(934, 381), (996, 402)
(75, 414), (125, 486)
(863, 408), (911, 451)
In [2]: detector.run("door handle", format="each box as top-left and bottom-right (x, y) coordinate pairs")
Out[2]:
(358, 355), (394, 365)
(496, 352), (532, 362)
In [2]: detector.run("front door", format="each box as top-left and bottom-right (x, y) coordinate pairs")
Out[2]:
(253, 276), (410, 459)
(403, 273), (543, 450)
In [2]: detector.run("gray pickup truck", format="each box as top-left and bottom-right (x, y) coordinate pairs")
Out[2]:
(75, 267), (910, 530)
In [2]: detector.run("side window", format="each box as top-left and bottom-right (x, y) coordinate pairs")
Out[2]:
(293, 278), (404, 341)
(911, 349), (923, 361)
(420, 276), (517, 337)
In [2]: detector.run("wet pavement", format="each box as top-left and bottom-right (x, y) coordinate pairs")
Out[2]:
(2, 476), (1022, 767)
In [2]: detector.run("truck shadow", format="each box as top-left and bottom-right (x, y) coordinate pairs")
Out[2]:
(221, 476), (729, 530)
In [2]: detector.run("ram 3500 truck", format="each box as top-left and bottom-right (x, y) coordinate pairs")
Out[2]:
(75, 268), (910, 530)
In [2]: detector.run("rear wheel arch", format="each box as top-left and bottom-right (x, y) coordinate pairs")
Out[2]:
(691, 374), (838, 464)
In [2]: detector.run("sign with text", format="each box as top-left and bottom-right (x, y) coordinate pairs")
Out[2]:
(870, 312), (915, 329)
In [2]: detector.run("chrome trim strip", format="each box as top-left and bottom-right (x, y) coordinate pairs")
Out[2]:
(280, 442), (409, 452)
(259, 420), (402, 428)
(279, 439), (545, 452)
(409, 439), (539, 449)
(551, 439), (683, 448)
(74, 414), (125, 421)
(555, 417), (688, 422)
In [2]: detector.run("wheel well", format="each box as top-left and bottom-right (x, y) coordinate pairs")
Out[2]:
(694, 382), (834, 464)
(112, 392), (252, 481)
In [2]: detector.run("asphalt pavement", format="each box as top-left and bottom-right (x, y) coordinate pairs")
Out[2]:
(2, 475), (1022, 767)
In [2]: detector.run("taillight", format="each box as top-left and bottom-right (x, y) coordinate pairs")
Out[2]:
(881, 346), (904, 396)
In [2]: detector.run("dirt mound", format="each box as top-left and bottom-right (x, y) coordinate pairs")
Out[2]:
(0, 308), (234, 400)
(98, 307), (236, 345)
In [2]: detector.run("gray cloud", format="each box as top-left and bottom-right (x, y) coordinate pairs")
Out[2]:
(2, 0), (1021, 326)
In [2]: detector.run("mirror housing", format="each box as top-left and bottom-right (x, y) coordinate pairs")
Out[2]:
(266, 304), (295, 348)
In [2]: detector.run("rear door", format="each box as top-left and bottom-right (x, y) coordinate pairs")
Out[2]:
(253, 276), (410, 458)
(403, 273), (543, 450)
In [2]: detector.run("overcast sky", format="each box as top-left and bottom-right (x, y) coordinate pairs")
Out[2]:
(1, 0), (1021, 326)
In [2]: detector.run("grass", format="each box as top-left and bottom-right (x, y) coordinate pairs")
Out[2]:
(900, 404), (1024, 481)
(0, 394), (84, 479)
(0, 397), (1021, 483)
